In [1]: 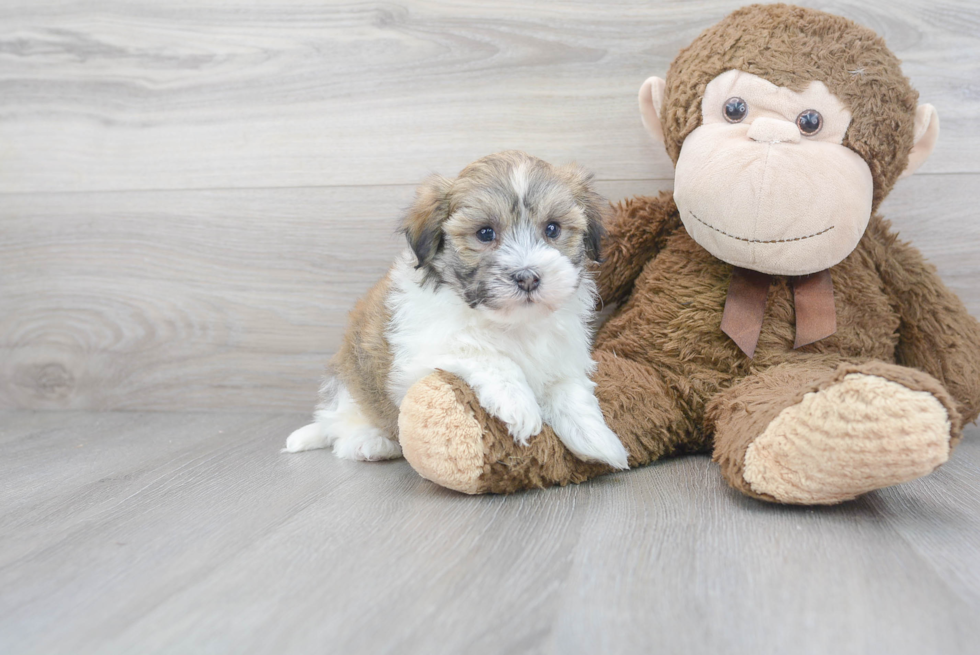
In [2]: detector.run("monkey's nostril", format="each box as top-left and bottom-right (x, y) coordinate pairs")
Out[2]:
(512, 269), (541, 292)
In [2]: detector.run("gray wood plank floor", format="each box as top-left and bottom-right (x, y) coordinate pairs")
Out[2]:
(2, 411), (979, 654)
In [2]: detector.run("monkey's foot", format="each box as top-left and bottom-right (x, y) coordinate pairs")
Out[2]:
(398, 371), (613, 494)
(742, 373), (952, 504)
(398, 372), (489, 494)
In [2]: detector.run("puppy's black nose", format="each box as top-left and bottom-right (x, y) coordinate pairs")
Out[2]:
(512, 269), (540, 292)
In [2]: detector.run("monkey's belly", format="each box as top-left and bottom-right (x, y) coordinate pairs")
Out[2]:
(594, 230), (900, 374)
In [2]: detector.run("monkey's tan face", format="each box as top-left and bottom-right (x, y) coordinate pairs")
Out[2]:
(673, 70), (874, 276)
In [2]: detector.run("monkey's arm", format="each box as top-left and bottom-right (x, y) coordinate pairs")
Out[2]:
(867, 217), (980, 423)
(596, 191), (682, 305)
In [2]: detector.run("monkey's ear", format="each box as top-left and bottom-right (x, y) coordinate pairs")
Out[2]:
(402, 175), (453, 269)
(899, 104), (939, 179)
(639, 76), (666, 144)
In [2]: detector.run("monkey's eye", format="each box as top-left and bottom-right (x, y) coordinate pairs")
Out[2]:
(797, 109), (823, 135)
(544, 222), (561, 239)
(476, 226), (496, 243)
(724, 97), (747, 123)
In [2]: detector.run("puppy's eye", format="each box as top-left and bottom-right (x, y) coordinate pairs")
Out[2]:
(724, 97), (747, 123)
(544, 222), (561, 239)
(797, 109), (823, 136)
(476, 226), (496, 243)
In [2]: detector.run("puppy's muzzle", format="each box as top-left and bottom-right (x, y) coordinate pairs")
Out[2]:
(511, 268), (541, 292)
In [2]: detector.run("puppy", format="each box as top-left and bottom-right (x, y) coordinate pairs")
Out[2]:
(284, 151), (629, 470)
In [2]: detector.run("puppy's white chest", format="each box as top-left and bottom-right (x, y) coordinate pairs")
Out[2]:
(383, 254), (593, 405)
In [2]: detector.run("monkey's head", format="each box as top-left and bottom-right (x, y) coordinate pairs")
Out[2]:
(639, 3), (939, 276)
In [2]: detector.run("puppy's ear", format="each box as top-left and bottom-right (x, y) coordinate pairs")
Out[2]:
(584, 204), (607, 263)
(560, 164), (607, 263)
(402, 175), (453, 269)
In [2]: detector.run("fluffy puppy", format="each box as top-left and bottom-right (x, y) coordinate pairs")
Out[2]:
(284, 151), (629, 469)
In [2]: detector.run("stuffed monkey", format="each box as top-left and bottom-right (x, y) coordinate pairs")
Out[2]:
(395, 3), (980, 504)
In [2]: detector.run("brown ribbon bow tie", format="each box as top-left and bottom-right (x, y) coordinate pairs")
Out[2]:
(720, 267), (837, 358)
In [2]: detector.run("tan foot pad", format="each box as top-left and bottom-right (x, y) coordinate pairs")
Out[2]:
(398, 374), (486, 494)
(743, 373), (952, 504)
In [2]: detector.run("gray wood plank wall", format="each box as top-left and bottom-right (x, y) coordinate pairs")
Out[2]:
(2, 0), (978, 412)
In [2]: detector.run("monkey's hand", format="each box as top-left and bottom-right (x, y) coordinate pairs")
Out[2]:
(870, 218), (980, 424)
(596, 191), (682, 306)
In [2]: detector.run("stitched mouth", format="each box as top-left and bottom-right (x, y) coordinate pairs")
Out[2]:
(691, 212), (834, 244)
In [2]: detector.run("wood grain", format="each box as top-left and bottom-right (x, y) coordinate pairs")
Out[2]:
(0, 0), (977, 194)
(1, 0), (978, 412)
(3, 3), (979, 652)
(3, 175), (974, 412)
(0, 180), (659, 411)
(1, 410), (979, 654)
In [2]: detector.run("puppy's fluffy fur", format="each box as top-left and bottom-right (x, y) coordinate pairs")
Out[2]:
(285, 151), (629, 469)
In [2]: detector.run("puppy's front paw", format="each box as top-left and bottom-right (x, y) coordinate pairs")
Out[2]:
(583, 424), (630, 470)
(503, 407), (544, 446)
(482, 388), (543, 446)
(553, 418), (630, 470)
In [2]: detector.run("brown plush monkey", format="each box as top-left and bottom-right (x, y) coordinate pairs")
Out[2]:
(395, 4), (980, 504)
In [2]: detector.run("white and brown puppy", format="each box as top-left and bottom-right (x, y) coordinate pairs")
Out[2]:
(284, 151), (629, 470)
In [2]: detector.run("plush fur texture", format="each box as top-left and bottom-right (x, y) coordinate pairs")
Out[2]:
(708, 359), (961, 503)
(400, 199), (978, 499)
(286, 151), (629, 469)
(396, 5), (980, 503)
(742, 373), (951, 504)
(398, 372), (487, 493)
(661, 3), (919, 212)
(401, 369), (612, 494)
